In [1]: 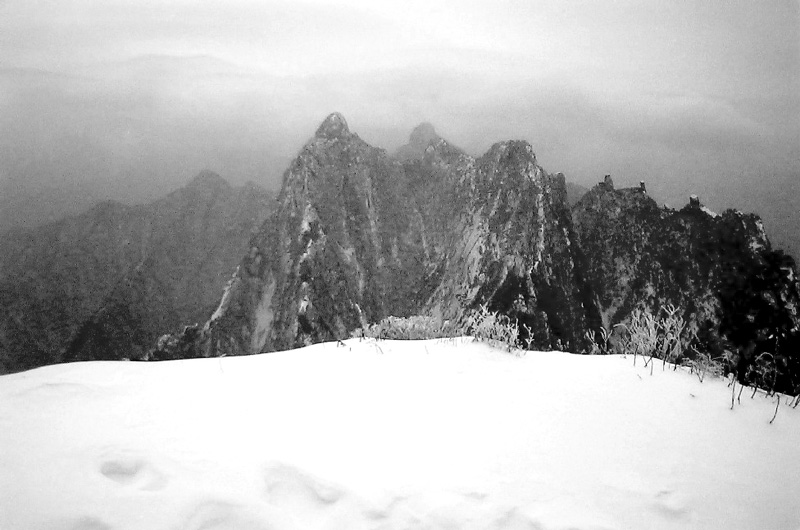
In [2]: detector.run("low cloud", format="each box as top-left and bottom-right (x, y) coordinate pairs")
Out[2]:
(0, 49), (797, 253)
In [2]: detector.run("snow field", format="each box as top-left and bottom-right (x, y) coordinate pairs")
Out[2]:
(0, 338), (798, 529)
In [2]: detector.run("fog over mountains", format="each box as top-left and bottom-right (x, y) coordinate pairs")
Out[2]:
(0, 98), (797, 375)
(1, 1), (797, 256)
(0, 1), (798, 385)
(5, 114), (793, 394)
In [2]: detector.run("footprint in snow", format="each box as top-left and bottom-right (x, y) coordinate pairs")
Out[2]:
(99, 456), (167, 491)
(493, 506), (548, 530)
(652, 489), (692, 521)
(64, 516), (112, 530)
(180, 501), (274, 530)
(262, 463), (344, 508)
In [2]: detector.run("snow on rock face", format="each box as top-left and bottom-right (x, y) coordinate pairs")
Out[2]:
(428, 140), (587, 350)
(1, 339), (799, 529)
(159, 113), (434, 355)
(571, 183), (800, 390)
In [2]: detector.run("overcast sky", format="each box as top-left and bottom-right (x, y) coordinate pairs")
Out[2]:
(0, 0), (798, 248)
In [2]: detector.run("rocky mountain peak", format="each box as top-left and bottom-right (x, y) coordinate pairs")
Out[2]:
(395, 122), (444, 161)
(479, 140), (542, 187)
(486, 140), (535, 162)
(409, 122), (439, 147)
(315, 112), (350, 140)
(186, 170), (230, 192)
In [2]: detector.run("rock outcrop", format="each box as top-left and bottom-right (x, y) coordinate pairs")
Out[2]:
(421, 141), (588, 350)
(572, 182), (800, 387)
(160, 113), (431, 357)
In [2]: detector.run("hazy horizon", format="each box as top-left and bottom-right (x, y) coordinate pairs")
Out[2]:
(1, 0), (798, 251)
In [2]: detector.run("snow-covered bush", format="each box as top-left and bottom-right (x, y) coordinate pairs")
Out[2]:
(354, 305), (522, 352)
(687, 349), (725, 383)
(461, 305), (520, 352)
(355, 315), (455, 340)
(585, 327), (612, 355)
(615, 304), (692, 373)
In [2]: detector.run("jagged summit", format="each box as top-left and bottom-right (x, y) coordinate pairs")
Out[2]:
(485, 140), (535, 158)
(315, 112), (350, 140)
(409, 122), (439, 146)
(395, 122), (444, 161)
(481, 141), (539, 180)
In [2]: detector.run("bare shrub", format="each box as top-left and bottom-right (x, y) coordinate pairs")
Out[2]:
(616, 304), (693, 374)
(687, 348), (724, 383)
(355, 315), (454, 341)
(746, 353), (781, 398)
(461, 305), (520, 353)
(353, 305), (522, 353)
(585, 327), (611, 355)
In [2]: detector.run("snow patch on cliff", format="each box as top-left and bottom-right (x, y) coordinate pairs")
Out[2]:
(250, 278), (276, 353)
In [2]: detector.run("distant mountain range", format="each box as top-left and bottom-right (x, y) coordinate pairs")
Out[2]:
(3, 114), (798, 393)
(0, 172), (273, 372)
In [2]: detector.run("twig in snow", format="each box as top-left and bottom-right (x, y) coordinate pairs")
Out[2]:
(770, 393), (781, 424)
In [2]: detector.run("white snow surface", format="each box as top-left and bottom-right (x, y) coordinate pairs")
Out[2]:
(1, 339), (799, 530)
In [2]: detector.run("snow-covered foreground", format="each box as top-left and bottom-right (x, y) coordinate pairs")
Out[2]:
(1, 339), (798, 530)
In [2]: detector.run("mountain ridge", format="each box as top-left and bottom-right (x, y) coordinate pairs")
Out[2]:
(0, 171), (273, 371)
(154, 114), (800, 393)
(4, 114), (798, 393)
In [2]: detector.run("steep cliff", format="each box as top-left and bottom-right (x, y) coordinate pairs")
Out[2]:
(164, 114), (430, 358)
(424, 141), (588, 350)
(0, 172), (272, 372)
(163, 117), (591, 356)
(572, 179), (800, 388)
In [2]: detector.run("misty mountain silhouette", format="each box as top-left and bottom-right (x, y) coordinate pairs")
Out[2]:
(0, 172), (273, 371)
